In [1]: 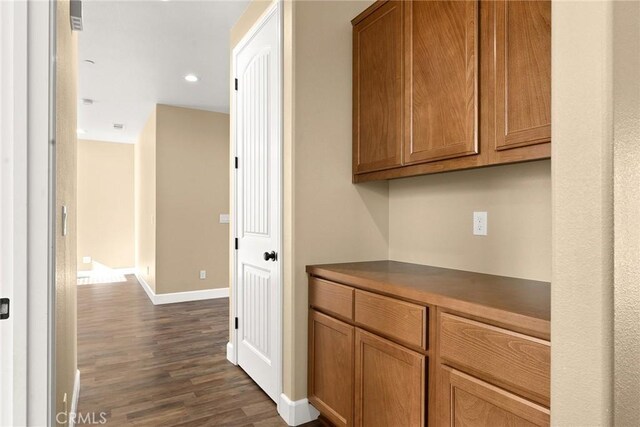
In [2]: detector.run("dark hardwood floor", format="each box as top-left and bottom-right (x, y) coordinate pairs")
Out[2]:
(77, 275), (320, 426)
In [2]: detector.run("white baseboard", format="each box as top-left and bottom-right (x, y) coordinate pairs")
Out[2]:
(136, 273), (156, 302)
(77, 267), (136, 278)
(68, 369), (80, 427)
(135, 272), (229, 305)
(226, 342), (237, 365)
(278, 394), (320, 426)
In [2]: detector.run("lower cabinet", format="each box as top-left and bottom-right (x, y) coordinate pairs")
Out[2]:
(308, 310), (354, 427)
(355, 329), (425, 427)
(307, 275), (550, 427)
(439, 366), (550, 427)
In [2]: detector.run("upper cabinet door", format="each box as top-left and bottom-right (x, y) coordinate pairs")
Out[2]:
(404, 1), (479, 164)
(495, 0), (551, 150)
(353, 1), (403, 174)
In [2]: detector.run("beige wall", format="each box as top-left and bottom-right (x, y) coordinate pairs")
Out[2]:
(135, 109), (157, 291)
(389, 161), (551, 282)
(289, 0), (389, 399)
(155, 105), (230, 294)
(135, 105), (230, 294)
(552, 1), (614, 425)
(77, 140), (134, 271)
(55, 0), (78, 423)
(613, 2), (640, 424)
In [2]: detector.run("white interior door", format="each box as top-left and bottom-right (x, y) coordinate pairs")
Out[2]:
(233, 1), (282, 403)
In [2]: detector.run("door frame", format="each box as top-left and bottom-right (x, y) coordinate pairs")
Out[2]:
(1, 1), (55, 425)
(229, 0), (283, 411)
(0, 1), (29, 424)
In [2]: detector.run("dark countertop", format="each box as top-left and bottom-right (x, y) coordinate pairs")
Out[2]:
(306, 260), (551, 340)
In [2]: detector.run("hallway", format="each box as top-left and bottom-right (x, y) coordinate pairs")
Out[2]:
(76, 276), (300, 426)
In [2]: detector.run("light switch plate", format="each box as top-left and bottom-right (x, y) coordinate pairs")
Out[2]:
(473, 211), (488, 236)
(219, 214), (230, 224)
(82, 256), (92, 264)
(200, 270), (206, 280)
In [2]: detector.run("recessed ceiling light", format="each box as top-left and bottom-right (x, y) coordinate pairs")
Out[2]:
(184, 74), (199, 83)
(77, 129), (86, 135)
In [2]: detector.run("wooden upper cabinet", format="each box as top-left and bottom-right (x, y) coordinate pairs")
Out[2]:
(495, 0), (551, 150)
(351, 0), (551, 181)
(404, 1), (479, 164)
(352, 1), (403, 174)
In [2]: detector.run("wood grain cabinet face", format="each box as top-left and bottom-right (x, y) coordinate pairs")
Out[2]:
(354, 289), (427, 350)
(309, 278), (354, 321)
(308, 310), (354, 427)
(439, 366), (550, 427)
(439, 312), (550, 407)
(404, 0), (479, 164)
(495, 0), (551, 150)
(353, 1), (403, 174)
(355, 329), (425, 427)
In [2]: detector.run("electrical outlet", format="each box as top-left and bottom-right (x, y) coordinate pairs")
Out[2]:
(200, 270), (206, 280)
(82, 256), (92, 264)
(473, 211), (488, 236)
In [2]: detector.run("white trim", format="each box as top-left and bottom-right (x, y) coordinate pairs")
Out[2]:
(277, 394), (320, 426)
(135, 273), (229, 305)
(77, 267), (136, 278)
(226, 342), (237, 365)
(68, 369), (80, 427)
(0, 1), (29, 425)
(231, 0), (283, 408)
(135, 272), (156, 302)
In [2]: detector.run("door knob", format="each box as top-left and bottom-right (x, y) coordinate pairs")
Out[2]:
(263, 251), (277, 262)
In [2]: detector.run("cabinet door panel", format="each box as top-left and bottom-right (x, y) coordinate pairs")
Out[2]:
(404, 0), (478, 164)
(438, 366), (550, 426)
(353, 1), (403, 174)
(355, 328), (425, 427)
(495, 0), (551, 150)
(308, 310), (354, 427)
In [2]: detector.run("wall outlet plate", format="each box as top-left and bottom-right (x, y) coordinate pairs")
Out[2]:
(473, 211), (488, 236)
(82, 256), (92, 264)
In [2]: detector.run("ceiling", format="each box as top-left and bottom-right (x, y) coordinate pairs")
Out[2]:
(77, 0), (249, 143)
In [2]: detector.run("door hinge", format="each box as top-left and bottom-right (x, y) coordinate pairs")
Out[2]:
(234, 317), (239, 330)
(234, 238), (238, 250)
(234, 78), (238, 91)
(234, 157), (238, 169)
(0, 298), (9, 320)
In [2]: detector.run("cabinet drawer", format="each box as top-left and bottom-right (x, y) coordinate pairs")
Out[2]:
(354, 290), (427, 349)
(440, 313), (550, 407)
(309, 277), (354, 320)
